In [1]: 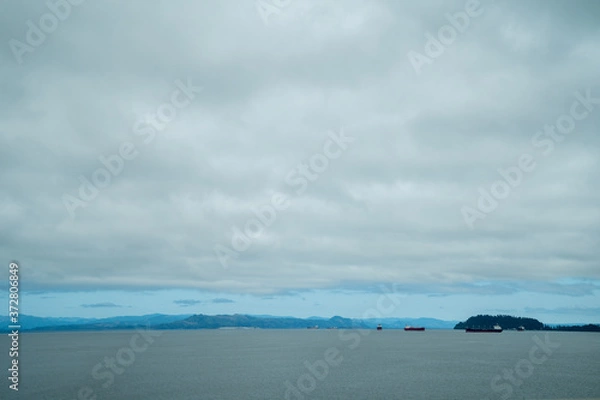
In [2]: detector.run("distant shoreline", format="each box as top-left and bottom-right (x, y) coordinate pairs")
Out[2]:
(0, 313), (598, 333)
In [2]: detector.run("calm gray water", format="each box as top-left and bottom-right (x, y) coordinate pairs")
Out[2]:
(1, 329), (599, 399)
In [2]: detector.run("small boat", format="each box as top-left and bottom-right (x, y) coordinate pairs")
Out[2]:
(307, 325), (319, 329)
(466, 324), (502, 333)
(376, 324), (382, 331)
(517, 326), (525, 331)
(404, 326), (425, 331)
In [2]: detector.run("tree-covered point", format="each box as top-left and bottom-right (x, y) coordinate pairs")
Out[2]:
(454, 315), (544, 330)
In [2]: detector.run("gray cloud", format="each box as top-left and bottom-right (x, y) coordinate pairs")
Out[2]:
(80, 302), (124, 309)
(524, 307), (600, 317)
(212, 298), (235, 304)
(174, 299), (202, 307)
(0, 0), (598, 296)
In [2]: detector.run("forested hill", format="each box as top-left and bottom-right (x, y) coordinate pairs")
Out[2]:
(454, 315), (544, 330)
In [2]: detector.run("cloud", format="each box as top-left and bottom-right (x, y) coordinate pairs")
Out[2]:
(80, 302), (124, 308)
(174, 299), (202, 307)
(426, 281), (600, 297)
(212, 298), (234, 304)
(0, 0), (598, 298)
(524, 307), (600, 317)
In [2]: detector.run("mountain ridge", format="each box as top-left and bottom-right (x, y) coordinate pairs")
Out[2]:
(2, 313), (596, 332)
(0, 313), (456, 332)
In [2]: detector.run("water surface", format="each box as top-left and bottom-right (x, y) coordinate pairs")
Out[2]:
(1, 329), (599, 399)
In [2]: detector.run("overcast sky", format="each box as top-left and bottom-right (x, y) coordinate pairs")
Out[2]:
(1, 0), (599, 324)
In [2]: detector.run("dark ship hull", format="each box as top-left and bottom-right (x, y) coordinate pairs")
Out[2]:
(465, 328), (502, 333)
